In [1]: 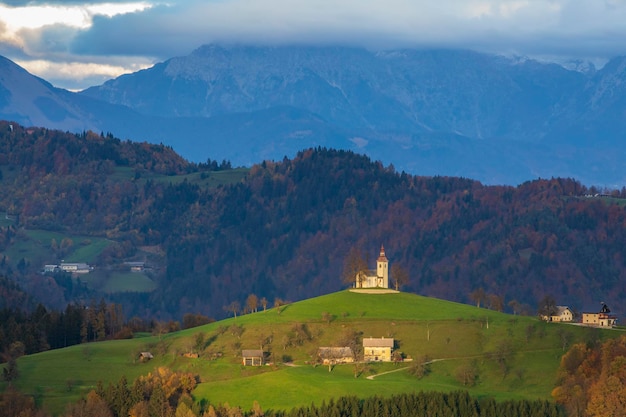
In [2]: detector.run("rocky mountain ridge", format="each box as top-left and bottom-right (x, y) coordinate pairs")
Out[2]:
(2, 45), (626, 185)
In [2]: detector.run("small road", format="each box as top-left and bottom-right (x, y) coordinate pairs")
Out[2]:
(366, 359), (444, 380)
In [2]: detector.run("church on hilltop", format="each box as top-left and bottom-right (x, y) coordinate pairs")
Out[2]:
(356, 245), (389, 288)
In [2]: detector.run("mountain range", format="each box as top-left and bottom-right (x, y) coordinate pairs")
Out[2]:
(2, 45), (626, 185)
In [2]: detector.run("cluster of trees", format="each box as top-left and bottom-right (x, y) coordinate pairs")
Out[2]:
(264, 392), (563, 417)
(0, 301), (131, 359)
(1, 367), (198, 417)
(2, 124), (626, 321)
(1, 381), (563, 417)
(552, 335), (626, 417)
(0, 299), (210, 365)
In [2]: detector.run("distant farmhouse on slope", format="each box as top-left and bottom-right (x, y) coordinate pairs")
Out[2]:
(356, 245), (389, 289)
(363, 337), (395, 362)
(582, 304), (617, 327)
(541, 306), (574, 322)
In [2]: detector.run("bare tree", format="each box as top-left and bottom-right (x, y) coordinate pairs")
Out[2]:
(223, 301), (241, 319)
(508, 299), (521, 315)
(342, 247), (368, 288)
(455, 361), (479, 387)
(260, 297), (268, 312)
(490, 340), (514, 379)
(322, 311), (334, 325)
(487, 293), (504, 312)
(537, 294), (558, 318)
(229, 324), (244, 339)
(246, 294), (259, 314)
(391, 264), (409, 291)
(557, 329), (573, 351)
(408, 354), (432, 379)
(469, 288), (486, 308)
(273, 298), (284, 315)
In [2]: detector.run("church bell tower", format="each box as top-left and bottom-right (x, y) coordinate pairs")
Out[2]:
(376, 245), (389, 288)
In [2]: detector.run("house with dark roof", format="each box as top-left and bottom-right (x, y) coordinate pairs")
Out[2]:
(542, 306), (574, 322)
(242, 349), (264, 366)
(582, 304), (617, 327)
(363, 337), (394, 362)
(317, 347), (354, 365)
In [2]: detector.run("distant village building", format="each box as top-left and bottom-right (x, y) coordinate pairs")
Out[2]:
(60, 262), (91, 274)
(582, 304), (617, 327)
(363, 337), (394, 362)
(139, 352), (154, 362)
(241, 349), (264, 366)
(124, 261), (145, 272)
(44, 262), (92, 274)
(317, 347), (354, 365)
(542, 306), (574, 322)
(356, 245), (389, 289)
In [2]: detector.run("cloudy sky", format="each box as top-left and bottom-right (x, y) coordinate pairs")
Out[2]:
(1, 0), (626, 90)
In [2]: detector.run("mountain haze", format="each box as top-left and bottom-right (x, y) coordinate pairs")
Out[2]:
(81, 45), (626, 185)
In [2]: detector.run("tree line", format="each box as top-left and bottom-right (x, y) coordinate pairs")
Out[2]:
(0, 375), (564, 417)
(0, 298), (213, 373)
(2, 123), (626, 321)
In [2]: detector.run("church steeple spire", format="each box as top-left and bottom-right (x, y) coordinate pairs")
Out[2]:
(377, 245), (388, 262)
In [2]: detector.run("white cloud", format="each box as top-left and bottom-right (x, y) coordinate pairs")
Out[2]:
(15, 58), (153, 90)
(0, 2), (152, 31)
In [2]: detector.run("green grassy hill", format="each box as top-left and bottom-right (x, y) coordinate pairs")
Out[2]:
(2, 291), (619, 414)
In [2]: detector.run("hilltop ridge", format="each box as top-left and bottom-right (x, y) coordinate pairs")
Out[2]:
(6, 290), (610, 414)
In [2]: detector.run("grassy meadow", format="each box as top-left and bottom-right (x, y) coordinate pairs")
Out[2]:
(3, 291), (621, 414)
(111, 166), (248, 187)
(1, 226), (158, 293)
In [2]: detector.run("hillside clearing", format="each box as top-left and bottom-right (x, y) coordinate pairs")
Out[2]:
(3, 291), (617, 414)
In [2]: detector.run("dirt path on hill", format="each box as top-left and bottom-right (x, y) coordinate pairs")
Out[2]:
(366, 349), (560, 380)
(366, 359), (444, 380)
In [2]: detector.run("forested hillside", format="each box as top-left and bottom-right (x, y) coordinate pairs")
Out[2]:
(1, 121), (625, 320)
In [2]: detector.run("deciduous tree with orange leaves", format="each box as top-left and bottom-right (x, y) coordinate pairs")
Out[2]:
(553, 335), (626, 417)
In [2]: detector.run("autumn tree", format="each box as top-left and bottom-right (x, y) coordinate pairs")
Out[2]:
(246, 294), (259, 314)
(2, 341), (24, 384)
(552, 336), (626, 416)
(273, 298), (284, 315)
(64, 390), (113, 417)
(0, 387), (39, 417)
